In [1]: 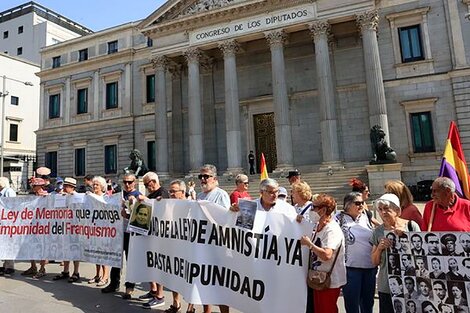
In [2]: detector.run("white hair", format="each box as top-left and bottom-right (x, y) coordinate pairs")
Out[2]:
(0, 177), (10, 189)
(142, 171), (159, 185)
(92, 176), (107, 192)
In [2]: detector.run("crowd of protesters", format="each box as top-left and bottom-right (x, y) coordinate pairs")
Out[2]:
(1, 164), (470, 313)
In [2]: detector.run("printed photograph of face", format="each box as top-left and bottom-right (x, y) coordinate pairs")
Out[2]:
(398, 234), (411, 254)
(388, 253), (402, 275)
(425, 233), (441, 256)
(406, 299), (417, 313)
(410, 233), (425, 255)
(390, 275), (404, 297)
(387, 232), (398, 253)
(393, 298), (405, 313)
(130, 203), (151, 230)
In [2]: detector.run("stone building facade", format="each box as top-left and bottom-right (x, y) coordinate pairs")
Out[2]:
(36, 0), (470, 184)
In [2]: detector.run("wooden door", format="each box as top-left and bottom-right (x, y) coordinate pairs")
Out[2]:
(253, 112), (277, 173)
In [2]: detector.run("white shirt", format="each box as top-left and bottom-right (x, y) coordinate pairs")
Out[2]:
(310, 221), (347, 288)
(255, 198), (297, 217)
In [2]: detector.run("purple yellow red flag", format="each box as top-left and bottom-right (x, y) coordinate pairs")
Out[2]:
(439, 121), (470, 199)
(260, 153), (269, 181)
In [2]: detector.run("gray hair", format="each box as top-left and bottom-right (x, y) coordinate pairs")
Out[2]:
(434, 177), (456, 193)
(93, 176), (107, 192)
(373, 199), (400, 213)
(142, 171), (159, 185)
(200, 164), (217, 177)
(235, 174), (249, 185)
(259, 178), (279, 192)
(123, 173), (136, 181)
(0, 177), (10, 189)
(170, 179), (186, 193)
(343, 192), (362, 212)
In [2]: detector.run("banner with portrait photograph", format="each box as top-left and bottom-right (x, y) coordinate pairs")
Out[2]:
(386, 231), (470, 313)
(0, 194), (123, 267)
(126, 199), (313, 313)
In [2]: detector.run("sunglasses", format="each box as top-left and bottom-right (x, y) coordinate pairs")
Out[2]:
(143, 180), (154, 188)
(242, 182), (249, 185)
(198, 174), (213, 180)
(123, 180), (135, 184)
(354, 201), (365, 206)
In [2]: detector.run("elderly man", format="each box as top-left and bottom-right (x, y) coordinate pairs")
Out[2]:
(53, 178), (81, 282)
(102, 173), (141, 296)
(256, 178), (296, 215)
(0, 177), (16, 276)
(229, 174), (252, 204)
(422, 177), (470, 231)
(136, 172), (169, 309)
(196, 164), (230, 313)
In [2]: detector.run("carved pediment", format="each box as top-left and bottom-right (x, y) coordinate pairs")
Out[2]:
(178, 0), (245, 18)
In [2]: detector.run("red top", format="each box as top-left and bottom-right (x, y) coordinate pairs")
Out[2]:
(422, 196), (470, 231)
(230, 190), (252, 204)
(400, 204), (423, 227)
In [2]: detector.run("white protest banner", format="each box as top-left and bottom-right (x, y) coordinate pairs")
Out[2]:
(0, 193), (123, 267)
(386, 231), (470, 313)
(126, 199), (313, 313)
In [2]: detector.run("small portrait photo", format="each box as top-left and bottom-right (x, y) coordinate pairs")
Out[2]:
(389, 275), (405, 298)
(429, 256), (446, 279)
(388, 253), (402, 275)
(437, 303), (453, 313)
(446, 281), (468, 306)
(404, 276), (419, 300)
(128, 202), (152, 235)
(432, 279), (449, 304)
(405, 299), (418, 313)
(421, 300), (439, 313)
(235, 199), (257, 230)
(446, 257), (467, 281)
(393, 297), (405, 313)
(441, 233), (461, 256)
(459, 233), (470, 258)
(410, 233), (426, 256)
(386, 232), (399, 253)
(416, 277), (433, 301)
(401, 254), (416, 276)
(425, 233), (441, 256)
(415, 255), (430, 277)
(398, 233), (411, 254)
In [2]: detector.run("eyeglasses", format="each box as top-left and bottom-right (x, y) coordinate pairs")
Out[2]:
(123, 180), (135, 185)
(354, 201), (365, 206)
(198, 174), (213, 180)
(169, 190), (182, 194)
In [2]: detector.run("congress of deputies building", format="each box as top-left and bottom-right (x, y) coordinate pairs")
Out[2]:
(35, 0), (470, 186)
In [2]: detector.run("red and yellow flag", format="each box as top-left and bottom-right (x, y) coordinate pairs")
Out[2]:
(260, 153), (269, 181)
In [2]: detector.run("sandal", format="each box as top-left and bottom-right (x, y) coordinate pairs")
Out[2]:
(96, 278), (109, 287)
(33, 269), (46, 279)
(21, 267), (38, 276)
(53, 271), (70, 280)
(88, 275), (101, 284)
(68, 273), (80, 283)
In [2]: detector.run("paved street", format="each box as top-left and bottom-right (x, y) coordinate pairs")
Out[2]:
(0, 261), (381, 313)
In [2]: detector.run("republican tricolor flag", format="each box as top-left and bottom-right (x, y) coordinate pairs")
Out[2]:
(439, 121), (470, 199)
(260, 153), (269, 181)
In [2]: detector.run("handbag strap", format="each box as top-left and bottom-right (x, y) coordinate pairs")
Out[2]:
(327, 240), (342, 275)
(300, 203), (313, 216)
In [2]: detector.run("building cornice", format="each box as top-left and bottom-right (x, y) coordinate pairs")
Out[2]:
(142, 0), (315, 38)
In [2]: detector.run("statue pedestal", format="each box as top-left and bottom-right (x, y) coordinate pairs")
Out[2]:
(136, 178), (146, 196)
(366, 163), (402, 197)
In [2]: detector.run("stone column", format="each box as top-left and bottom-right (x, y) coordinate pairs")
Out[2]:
(64, 77), (70, 124)
(309, 21), (341, 165)
(219, 39), (243, 175)
(356, 10), (390, 143)
(184, 48), (204, 173)
(265, 30), (294, 171)
(152, 55), (170, 177)
(39, 83), (45, 128)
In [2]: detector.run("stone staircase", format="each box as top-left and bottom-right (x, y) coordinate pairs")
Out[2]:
(215, 166), (369, 204)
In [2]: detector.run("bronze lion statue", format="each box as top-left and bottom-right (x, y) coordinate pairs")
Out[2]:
(370, 125), (397, 164)
(123, 149), (149, 177)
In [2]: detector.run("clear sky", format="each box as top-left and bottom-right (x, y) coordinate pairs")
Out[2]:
(0, 0), (167, 31)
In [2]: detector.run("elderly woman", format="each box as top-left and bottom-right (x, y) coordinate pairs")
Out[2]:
(292, 181), (313, 220)
(300, 194), (346, 313)
(336, 192), (376, 313)
(384, 180), (423, 226)
(88, 176), (109, 286)
(229, 174), (252, 204)
(370, 193), (420, 313)
(350, 178), (380, 226)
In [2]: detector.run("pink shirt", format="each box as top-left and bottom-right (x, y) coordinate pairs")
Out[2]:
(422, 196), (470, 231)
(400, 204), (423, 227)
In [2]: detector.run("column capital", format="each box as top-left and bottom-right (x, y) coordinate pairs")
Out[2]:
(265, 30), (287, 48)
(183, 47), (203, 63)
(218, 39), (240, 57)
(151, 55), (169, 70)
(168, 62), (183, 79)
(356, 10), (379, 32)
(309, 20), (331, 39)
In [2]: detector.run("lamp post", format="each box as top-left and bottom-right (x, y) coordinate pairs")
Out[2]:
(0, 75), (34, 177)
